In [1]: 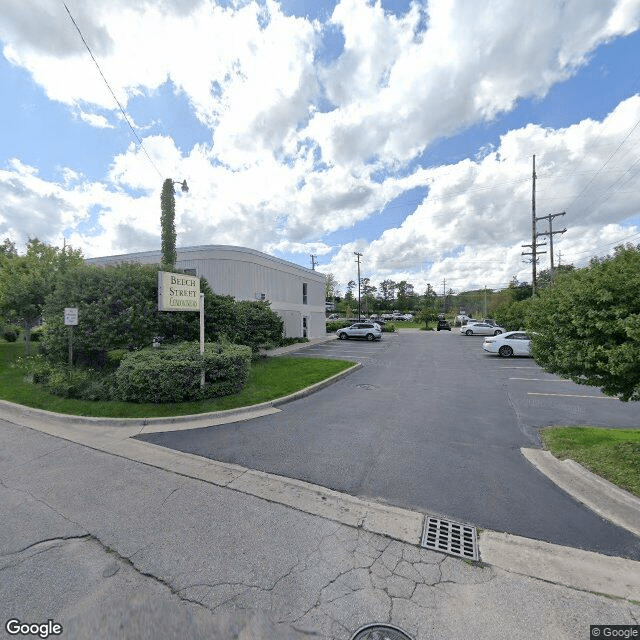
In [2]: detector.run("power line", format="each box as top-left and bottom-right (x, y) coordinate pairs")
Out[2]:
(62, 1), (163, 179)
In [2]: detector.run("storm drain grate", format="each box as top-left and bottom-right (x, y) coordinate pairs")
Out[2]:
(421, 516), (478, 561)
(350, 623), (414, 640)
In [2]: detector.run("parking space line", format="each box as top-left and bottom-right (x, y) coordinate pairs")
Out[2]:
(510, 378), (571, 381)
(527, 392), (618, 400)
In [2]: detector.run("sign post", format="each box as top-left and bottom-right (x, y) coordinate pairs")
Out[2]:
(64, 308), (78, 365)
(200, 293), (205, 388)
(157, 272), (204, 388)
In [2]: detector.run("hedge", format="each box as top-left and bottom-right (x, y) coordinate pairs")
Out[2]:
(115, 341), (251, 403)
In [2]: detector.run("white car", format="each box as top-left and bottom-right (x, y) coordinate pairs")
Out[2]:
(336, 322), (383, 341)
(460, 322), (505, 336)
(482, 331), (532, 357)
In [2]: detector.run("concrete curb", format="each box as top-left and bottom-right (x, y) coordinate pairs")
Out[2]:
(479, 530), (640, 602)
(0, 361), (361, 432)
(522, 448), (640, 538)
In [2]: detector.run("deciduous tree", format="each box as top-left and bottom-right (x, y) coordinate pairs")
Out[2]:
(527, 244), (640, 401)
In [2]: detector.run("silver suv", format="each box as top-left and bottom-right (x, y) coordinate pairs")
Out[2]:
(336, 322), (383, 341)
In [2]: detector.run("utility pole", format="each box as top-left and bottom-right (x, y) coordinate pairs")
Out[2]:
(442, 278), (446, 313)
(310, 254), (317, 270)
(536, 212), (566, 278)
(354, 252), (362, 321)
(522, 155), (546, 296)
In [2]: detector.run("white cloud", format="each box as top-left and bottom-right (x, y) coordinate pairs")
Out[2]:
(1, 0), (640, 295)
(321, 95), (640, 291)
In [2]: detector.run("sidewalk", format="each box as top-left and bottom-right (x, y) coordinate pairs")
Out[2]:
(1, 337), (639, 639)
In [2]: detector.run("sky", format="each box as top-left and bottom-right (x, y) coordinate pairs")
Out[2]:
(2, 0), (640, 296)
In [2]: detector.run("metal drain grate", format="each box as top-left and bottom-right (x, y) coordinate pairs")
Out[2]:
(421, 516), (478, 561)
(350, 623), (414, 640)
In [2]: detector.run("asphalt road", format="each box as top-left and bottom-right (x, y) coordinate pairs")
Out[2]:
(138, 329), (640, 560)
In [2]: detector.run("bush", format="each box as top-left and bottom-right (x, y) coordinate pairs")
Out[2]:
(326, 320), (351, 332)
(17, 355), (103, 399)
(3, 327), (18, 342)
(382, 322), (396, 332)
(30, 326), (44, 342)
(229, 300), (284, 352)
(115, 341), (251, 403)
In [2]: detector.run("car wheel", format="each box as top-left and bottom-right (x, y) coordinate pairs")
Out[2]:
(366, 333), (374, 341)
(493, 329), (503, 335)
(338, 333), (348, 340)
(498, 345), (513, 357)
(465, 329), (473, 336)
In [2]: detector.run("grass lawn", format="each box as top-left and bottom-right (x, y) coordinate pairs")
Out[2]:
(540, 426), (640, 498)
(0, 342), (355, 418)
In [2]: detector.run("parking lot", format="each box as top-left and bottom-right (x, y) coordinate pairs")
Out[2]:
(139, 328), (640, 559)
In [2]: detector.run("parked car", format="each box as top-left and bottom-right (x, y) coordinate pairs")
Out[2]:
(336, 322), (382, 341)
(482, 331), (532, 357)
(327, 314), (339, 320)
(437, 319), (451, 331)
(460, 322), (504, 336)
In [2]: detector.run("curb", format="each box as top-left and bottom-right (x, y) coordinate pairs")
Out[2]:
(522, 447), (640, 538)
(0, 362), (361, 431)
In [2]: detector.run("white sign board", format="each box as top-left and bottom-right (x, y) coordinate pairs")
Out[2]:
(64, 308), (78, 326)
(158, 271), (201, 311)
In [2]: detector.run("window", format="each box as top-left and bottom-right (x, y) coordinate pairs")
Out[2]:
(302, 282), (308, 304)
(302, 316), (308, 338)
(183, 268), (197, 276)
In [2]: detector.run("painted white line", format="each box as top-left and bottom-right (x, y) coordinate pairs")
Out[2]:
(509, 378), (571, 381)
(527, 392), (618, 400)
(498, 366), (538, 369)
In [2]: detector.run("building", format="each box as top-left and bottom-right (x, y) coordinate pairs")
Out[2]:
(86, 245), (326, 339)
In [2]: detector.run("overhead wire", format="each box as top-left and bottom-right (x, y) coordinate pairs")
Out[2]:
(62, 1), (163, 179)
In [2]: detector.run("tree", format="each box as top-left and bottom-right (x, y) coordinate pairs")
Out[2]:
(415, 284), (439, 328)
(160, 178), (177, 270)
(361, 278), (377, 315)
(507, 277), (533, 302)
(0, 238), (84, 354)
(537, 264), (575, 289)
(493, 298), (533, 331)
(527, 244), (640, 401)
(344, 280), (356, 303)
(324, 272), (338, 299)
(0, 238), (17, 258)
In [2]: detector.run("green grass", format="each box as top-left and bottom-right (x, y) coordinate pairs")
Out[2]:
(0, 342), (355, 418)
(540, 426), (640, 498)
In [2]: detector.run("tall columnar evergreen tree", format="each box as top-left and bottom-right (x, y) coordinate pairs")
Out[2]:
(160, 178), (177, 270)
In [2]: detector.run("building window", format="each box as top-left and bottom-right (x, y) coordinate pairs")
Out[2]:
(302, 316), (308, 338)
(302, 282), (308, 304)
(183, 268), (197, 276)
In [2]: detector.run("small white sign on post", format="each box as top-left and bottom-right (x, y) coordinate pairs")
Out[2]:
(64, 308), (78, 326)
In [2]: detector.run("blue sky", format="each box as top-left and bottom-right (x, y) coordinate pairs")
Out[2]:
(1, 0), (640, 294)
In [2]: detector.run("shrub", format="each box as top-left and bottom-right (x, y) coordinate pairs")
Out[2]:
(115, 341), (251, 403)
(229, 300), (284, 352)
(382, 322), (396, 332)
(326, 320), (351, 332)
(3, 327), (19, 342)
(30, 326), (44, 342)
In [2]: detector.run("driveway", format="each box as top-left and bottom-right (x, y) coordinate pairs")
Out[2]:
(138, 330), (640, 559)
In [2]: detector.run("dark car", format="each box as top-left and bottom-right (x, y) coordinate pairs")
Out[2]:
(437, 319), (451, 331)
